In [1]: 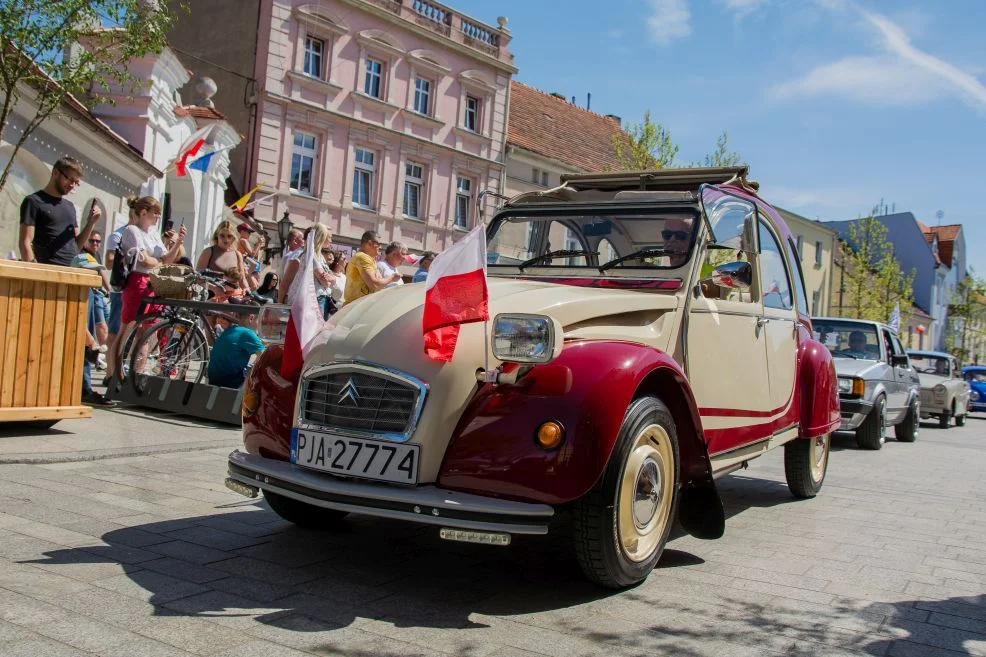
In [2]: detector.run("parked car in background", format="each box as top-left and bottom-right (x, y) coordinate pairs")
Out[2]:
(812, 318), (920, 449)
(908, 350), (970, 428)
(228, 166), (841, 589)
(961, 365), (986, 413)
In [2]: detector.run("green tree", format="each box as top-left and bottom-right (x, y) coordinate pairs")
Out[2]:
(0, 0), (180, 193)
(612, 111), (742, 170)
(838, 213), (915, 325)
(945, 272), (986, 364)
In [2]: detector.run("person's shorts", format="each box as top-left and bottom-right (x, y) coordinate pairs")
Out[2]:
(108, 291), (123, 334)
(121, 273), (162, 325)
(87, 289), (108, 334)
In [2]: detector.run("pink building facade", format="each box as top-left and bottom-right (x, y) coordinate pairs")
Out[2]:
(196, 0), (516, 255)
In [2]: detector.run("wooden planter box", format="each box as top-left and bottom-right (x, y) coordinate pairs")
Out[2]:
(0, 260), (100, 423)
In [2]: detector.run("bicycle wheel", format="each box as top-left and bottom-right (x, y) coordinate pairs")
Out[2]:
(114, 312), (169, 384)
(129, 319), (210, 396)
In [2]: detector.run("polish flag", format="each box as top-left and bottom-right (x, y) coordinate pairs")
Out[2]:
(422, 225), (489, 362)
(174, 125), (213, 176)
(281, 231), (324, 380)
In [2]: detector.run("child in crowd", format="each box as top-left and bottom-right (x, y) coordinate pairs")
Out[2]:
(207, 306), (265, 389)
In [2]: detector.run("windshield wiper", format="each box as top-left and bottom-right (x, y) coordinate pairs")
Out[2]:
(599, 247), (672, 272)
(518, 249), (598, 271)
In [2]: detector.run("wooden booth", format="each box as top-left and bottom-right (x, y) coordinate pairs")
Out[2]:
(0, 260), (100, 425)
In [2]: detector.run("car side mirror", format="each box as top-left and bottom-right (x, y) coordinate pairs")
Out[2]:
(705, 261), (752, 290)
(891, 354), (908, 367)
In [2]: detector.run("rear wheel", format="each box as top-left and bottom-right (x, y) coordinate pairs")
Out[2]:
(895, 400), (919, 442)
(856, 396), (886, 450)
(129, 320), (209, 396)
(264, 491), (348, 528)
(573, 396), (679, 589)
(784, 433), (830, 498)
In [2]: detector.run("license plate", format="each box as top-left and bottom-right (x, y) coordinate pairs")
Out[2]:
(291, 428), (419, 485)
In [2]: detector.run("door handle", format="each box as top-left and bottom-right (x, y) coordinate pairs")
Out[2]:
(757, 317), (770, 328)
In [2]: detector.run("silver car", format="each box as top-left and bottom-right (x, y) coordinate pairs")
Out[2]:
(812, 318), (921, 449)
(907, 350), (970, 429)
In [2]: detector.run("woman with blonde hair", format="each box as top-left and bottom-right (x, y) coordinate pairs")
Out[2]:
(280, 223), (334, 309)
(196, 220), (250, 292)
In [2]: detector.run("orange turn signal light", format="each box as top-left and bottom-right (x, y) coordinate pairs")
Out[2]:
(851, 378), (865, 397)
(242, 390), (260, 416)
(536, 421), (565, 450)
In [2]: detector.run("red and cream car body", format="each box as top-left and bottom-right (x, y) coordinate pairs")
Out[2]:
(228, 167), (840, 588)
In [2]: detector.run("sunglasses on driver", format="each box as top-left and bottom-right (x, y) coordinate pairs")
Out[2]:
(662, 230), (689, 241)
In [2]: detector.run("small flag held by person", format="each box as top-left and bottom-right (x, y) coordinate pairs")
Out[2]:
(888, 302), (900, 334)
(281, 231), (324, 380)
(422, 225), (489, 362)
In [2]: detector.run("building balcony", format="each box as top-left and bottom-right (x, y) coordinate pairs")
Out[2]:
(359, 0), (513, 65)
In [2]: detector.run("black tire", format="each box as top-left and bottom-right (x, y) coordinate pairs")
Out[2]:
(895, 400), (919, 442)
(856, 395), (886, 450)
(572, 396), (680, 589)
(939, 406), (951, 429)
(955, 403), (966, 427)
(129, 320), (209, 396)
(264, 490), (348, 528)
(784, 434), (830, 498)
(114, 312), (167, 383)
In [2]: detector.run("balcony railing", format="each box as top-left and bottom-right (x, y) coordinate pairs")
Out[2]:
(363, 0), (511, 63)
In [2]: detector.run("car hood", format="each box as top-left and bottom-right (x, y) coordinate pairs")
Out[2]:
(301, 278), (680, 482)
(832, 358), (884, 379)
(917, 373), (952, 389)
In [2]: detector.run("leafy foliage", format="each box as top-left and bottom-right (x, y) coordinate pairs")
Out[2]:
(837, 214), (916, 327)
(0, 0), (180, 192)
(611, 110), (742, 170)
(944, 272), (986, 364)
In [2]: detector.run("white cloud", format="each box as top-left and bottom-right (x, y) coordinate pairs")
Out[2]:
(721, 0), (768, 17)
(773, 5), (986, 112)
(646, 0), (691, 46)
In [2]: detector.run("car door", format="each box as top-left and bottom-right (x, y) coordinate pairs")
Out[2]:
(687, 188), (771, 456)
(880, 328), (907, 419)
(757, 218), (798, 417)
(890, 333), (918, 412)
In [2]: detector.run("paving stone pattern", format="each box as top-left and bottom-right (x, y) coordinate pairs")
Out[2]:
(0, 419), (984, 656)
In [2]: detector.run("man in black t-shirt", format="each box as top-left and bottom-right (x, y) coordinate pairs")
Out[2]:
(18, 156), (101, 265)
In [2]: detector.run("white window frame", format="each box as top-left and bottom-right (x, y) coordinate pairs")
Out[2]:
(403, 162), (424, 219)
(464, 95), (480, 132)
(353, 147), (376, 209)
(303, 35), (324, 79)
(290, 131), (317, 195)
(413, 77), (432, 115)
(364, 57), (384, 98)
(454, 176), (472, 229)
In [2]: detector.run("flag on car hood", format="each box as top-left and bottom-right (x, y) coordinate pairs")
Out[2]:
(281, 231), (324, 380)
(422, 225), (489, 362)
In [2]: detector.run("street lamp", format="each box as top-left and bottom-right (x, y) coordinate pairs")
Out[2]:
(263, 210), (294, 264)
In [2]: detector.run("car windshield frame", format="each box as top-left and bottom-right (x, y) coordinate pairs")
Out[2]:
(909, 354), (952, 377)
(485, 201), (702, 279)
(811, 320), (881, 360)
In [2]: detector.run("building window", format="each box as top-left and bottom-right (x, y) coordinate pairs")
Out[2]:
(353, 148), (375, 208)
(454, 176), (472, 229)
(290, 131), (317, 195)
(303, 36), (324, 78)
(811, 290), (820, 316)
(413, 78), (431, 115)
(403, 162), (423, 219)
(795, 234), (804, 256)
(364, 57), (383, 98)
(464, 95), (479, 131)
(814, 240), (823, 267)
(531, 168), (549, 186)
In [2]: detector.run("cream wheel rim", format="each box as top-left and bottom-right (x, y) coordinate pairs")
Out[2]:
(617, 424), (675, 563)
(811, 433), (830, 480)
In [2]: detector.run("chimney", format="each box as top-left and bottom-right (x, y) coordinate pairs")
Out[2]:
(549, 92), (566, 101)
(605, 114), (622, 126)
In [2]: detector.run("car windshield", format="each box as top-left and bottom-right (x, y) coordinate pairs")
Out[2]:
(486, 208), (699, 276)
(812, 321), (880, 360)
(910, 355), (951, 376)
(964, 370), (986, 383)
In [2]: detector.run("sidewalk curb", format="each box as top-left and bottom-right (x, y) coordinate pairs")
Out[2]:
(0, 439), (237, 465)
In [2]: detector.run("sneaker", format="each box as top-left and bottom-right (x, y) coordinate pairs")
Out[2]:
(96, 354), (107, 370)
(81, 390), (114, 406)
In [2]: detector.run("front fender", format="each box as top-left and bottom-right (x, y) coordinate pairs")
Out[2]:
(438, 340), (705, 505)
(242, 345), (297, 461)
(798, 326), (841, 437)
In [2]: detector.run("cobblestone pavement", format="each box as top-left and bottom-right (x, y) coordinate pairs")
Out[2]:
(0, 415), (984, 656)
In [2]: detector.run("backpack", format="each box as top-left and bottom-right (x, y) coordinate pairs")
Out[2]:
(109, 246), (133, 292)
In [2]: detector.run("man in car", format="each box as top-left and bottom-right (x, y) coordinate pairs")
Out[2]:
(847, 330), (869, 359)
(662, 217), (692, 267)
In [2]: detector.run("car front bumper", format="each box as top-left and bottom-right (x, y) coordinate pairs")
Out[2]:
(919, 390), (949, 416)
(838, 397), (873, 431)
(227, 450), (554, 535)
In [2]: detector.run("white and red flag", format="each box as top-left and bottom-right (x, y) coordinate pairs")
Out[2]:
(174, 125), (214, 176)
(281, 231), (324, 380)
(422, 225), (489, 362)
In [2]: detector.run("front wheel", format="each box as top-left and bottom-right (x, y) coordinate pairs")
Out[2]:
(895, 400), (919, 442)
(939, 406), (952, 429)
(784, 433), (830, 498)
(856, 396), (886, 450)
(264, 491), (349, 529)
(572, 396), (679, 589)
(955, 403), (966, 427)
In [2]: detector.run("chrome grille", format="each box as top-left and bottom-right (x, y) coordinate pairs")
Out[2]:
(300, 368), (422, 437)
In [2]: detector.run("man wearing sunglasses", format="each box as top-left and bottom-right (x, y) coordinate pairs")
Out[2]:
(18, 156), (102, 265)
(661, 217), (693, 267)
(344, 230), (401, 303)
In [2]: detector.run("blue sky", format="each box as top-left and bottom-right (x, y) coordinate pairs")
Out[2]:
(454, 0), (986, 277)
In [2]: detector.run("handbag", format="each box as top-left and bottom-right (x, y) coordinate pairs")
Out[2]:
(109, 246), (134, 292)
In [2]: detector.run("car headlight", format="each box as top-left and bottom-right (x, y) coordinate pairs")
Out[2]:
(838, 377), (864, 396)
(491, 313), (563, 364)
(934, 384), (947, 396)
(971, 390), (980, 401)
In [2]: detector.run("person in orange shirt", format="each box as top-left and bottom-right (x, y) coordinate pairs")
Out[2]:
(344, 230), (400, 303)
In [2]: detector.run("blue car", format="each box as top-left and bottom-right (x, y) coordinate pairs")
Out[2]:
(962, 366), (986, 412)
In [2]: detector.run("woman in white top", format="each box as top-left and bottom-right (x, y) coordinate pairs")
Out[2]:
(329, 252), (347, 307)
(309, 224), (337, 319)
(119, 196), (184, 326)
